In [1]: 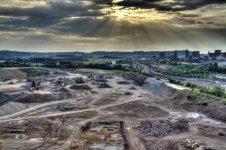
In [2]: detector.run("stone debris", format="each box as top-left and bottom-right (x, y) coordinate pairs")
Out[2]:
(181, 139), (201, 149)
(136, 118), (189, 137)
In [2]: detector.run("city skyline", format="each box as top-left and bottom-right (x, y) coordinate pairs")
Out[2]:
(0, 0), (226, 52)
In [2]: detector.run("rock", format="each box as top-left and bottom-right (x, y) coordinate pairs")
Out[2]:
(181, 139), (201, 149)
(218, 132), (224, 136)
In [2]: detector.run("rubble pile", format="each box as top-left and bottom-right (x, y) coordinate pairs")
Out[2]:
(75, 77), (85, 84)
(136, 118), (189, 137)
(57, 103), (88, 111)
(181, 139), (201, 149)
(55, 78), (75, 87)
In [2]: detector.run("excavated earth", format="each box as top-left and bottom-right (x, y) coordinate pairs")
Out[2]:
(0, 68), (226, 150)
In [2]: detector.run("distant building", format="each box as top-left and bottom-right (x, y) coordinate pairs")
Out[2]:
(192, 51), (200, 59)
(150, 50), (200, 61)
(55, 55), (75, 58)
(159, 52), (166, 59)
(208, 50), (225, 60)
(111, 61), (117, 66)
(217, 61), (226, 68)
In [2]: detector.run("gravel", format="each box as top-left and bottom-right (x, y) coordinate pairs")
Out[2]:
(136, 118), (189, 137)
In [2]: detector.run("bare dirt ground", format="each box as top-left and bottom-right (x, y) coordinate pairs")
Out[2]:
(0, 68), (226, 150)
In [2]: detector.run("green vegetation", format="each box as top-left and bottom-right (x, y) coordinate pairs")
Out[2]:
(176, 90), (220, 107)
(0, 61), (29, 67)
(24, 69), (49, 77)
(209, 63), (226, 74)
(160, 63), (211, 78)
(186, 82), (226, 99)
(187, 93), (197, 100)
(44, 62), (132, 72)
(169, 78), (181, 85)
(200, 100), (209, 106)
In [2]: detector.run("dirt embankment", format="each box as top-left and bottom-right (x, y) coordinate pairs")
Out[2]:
(70, 84), (92, 90)
(16, 88), (79, 103)
(143, 78), (177, 98)
(16, 92), (71, 103)
(0, 92), (10, 101)
(0, 69), (27, 80)
(167, 90), (226, 122)
(0, 102), (26, 117)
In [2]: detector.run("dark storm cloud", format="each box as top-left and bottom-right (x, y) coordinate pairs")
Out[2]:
(113, 0), (226, 11)
(0, 0), (225, 52)
(0, 0), (225, 32)
(0, 0), (105, 31)
(159, 0), (226, 11)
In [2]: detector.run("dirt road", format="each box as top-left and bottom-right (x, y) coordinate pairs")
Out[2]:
(0, 97), (141, 123)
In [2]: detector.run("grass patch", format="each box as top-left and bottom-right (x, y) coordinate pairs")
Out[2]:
(186, 82), (226, 99)
(22, 68), (49, 77)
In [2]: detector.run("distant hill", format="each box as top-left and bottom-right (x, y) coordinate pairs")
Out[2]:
(0, 50), (84, 59)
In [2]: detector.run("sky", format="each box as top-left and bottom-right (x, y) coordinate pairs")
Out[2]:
(0, 0), (226, 52)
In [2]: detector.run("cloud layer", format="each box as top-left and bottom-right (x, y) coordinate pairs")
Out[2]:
(0, 0), (225, 52)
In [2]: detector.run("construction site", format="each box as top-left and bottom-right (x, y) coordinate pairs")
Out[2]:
(0, 67), (226, 150)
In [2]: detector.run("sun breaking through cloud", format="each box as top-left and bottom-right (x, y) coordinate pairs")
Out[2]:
(0, 0), (225, 52)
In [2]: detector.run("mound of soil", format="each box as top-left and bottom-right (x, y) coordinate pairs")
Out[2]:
(117, 81), (130, 85)
(17, 93), (54, 103)
(129, 87), (137, 90)
(136, 118), (189, 137)
(70, 85), (91, 90)
(0, 92), (10, 101)
(98, 84), (112, 88)
(124, 92), (133, 96)
(0, 102), (26, 116)
(53, 88), (70, 93)
(144, 78), (177, 98)
(57, 103), (88, 111)
(0, 69), (15, 80)
(106, 101), (169, 118)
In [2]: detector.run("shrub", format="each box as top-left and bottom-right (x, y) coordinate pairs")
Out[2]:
(200, 100), (208, 106)
(186, 82), (192, 87)
(187, 94), (197, 100)
(25, 69), (49, 76)
(169, 79), (181, 85)
(211, 86), (225, 97)
(192, 88), (200, 93)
